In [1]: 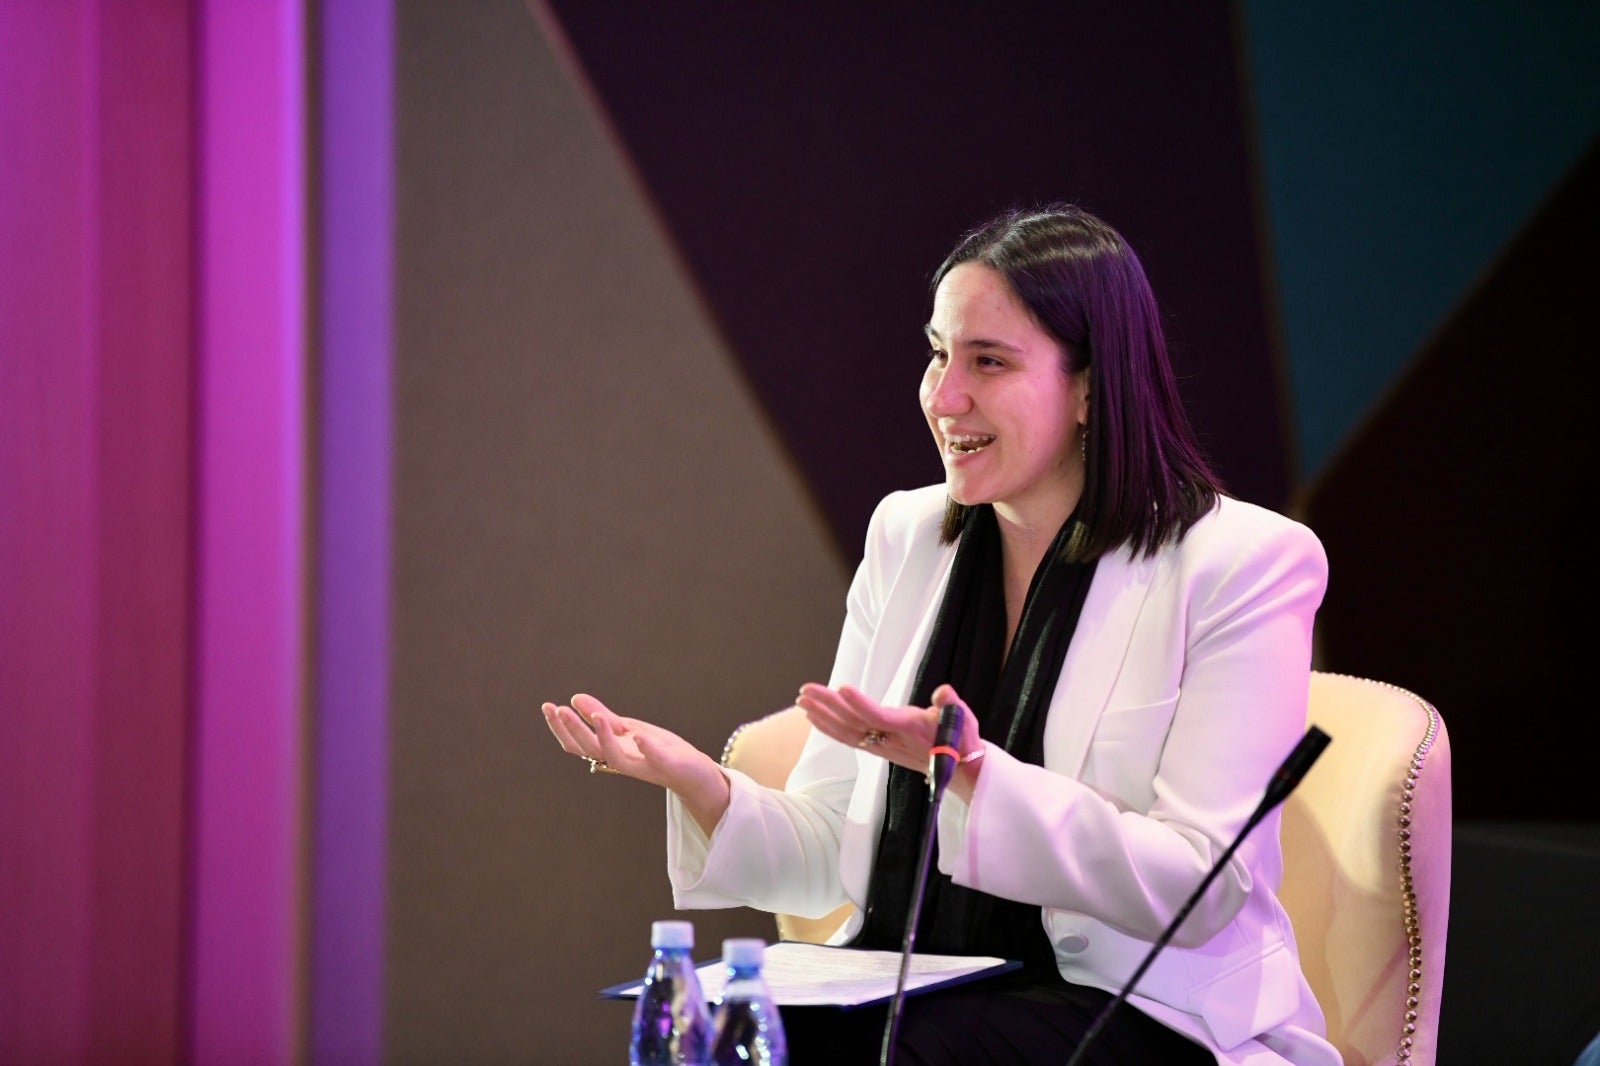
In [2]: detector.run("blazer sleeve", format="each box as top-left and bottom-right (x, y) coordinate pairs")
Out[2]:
(935, 503), (1328, 948)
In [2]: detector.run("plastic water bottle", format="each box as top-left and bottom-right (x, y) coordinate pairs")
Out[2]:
(630, 920), (712, 1066)
(709, 938), (787, 1066)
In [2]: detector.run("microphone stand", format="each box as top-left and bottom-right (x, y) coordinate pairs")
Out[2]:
(1063, 726), (1331, 1066)
(879, 705), (964, 1066)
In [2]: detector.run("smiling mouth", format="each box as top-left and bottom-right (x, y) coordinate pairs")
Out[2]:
(946, 434), (995, 455)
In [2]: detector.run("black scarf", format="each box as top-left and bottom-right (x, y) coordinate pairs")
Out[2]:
(849, 504), (1098, 968)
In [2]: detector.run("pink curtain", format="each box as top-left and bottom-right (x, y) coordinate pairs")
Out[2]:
(0, 3), (193, 1061)
(0, 1), (311, 1062)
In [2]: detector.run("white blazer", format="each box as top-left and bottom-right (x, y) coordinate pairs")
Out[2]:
(668, 484), (1341, 1066)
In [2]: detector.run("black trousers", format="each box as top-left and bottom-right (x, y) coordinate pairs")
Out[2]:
(780, 968), (1217, 1066)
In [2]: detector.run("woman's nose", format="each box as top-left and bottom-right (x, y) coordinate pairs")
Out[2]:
(922, 365), (969, 415)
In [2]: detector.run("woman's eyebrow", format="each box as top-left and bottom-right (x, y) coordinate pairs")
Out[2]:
(924, 324), (1023, 353)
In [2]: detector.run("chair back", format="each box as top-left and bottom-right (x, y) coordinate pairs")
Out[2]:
(720, 671), (1453, 1065)
(1281, 671), (1452, 1066)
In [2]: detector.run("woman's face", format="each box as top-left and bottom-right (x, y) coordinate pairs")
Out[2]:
(920, 262), (1088, 529)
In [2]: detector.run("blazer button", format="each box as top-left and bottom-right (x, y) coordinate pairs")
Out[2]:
(1058, 934), (1089, 953)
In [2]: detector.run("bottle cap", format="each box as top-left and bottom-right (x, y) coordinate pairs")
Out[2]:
(650, 920), (694, 949)
(722, 937), (766, 967)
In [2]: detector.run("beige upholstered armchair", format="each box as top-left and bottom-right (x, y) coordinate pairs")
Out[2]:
(1279, 672), (1452, 1066)
(720, 670), (1453, 1066)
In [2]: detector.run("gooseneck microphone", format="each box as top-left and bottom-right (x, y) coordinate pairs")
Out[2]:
(879, 703), (966, 1066)
(925, 701), (964, 799)
(1063, 725), (1332, 1066)
(1258, 725), (1332, 815)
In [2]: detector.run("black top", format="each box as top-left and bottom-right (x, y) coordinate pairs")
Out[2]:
(851, 503), (1098, 971)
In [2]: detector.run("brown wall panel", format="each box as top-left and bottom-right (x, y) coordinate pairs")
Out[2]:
(391, 2), (848, 1060)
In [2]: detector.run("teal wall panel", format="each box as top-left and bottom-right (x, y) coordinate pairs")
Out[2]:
(1242, 1), (1600, 480)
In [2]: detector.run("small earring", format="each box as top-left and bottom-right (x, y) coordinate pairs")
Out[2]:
(1080, 422), (1088, 464)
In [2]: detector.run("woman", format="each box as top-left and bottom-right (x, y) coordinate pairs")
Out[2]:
(543, 204), (1338, 1065)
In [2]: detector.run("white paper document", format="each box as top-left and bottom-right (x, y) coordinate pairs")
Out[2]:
(603, 941), (1019, 1009)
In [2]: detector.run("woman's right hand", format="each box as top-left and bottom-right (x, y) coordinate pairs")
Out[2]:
(541, 693), (731, 834)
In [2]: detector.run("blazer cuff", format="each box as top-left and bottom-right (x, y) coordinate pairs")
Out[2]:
(935, 742), (1002, 885)
(665, 767), (753, 908)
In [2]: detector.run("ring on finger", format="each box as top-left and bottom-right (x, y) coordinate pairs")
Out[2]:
(857, 728), (889, 748)
(587, 756), (622, 775)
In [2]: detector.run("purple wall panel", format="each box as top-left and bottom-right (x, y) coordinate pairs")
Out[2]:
(312, 2), (394, 1062)
(541, 3), (1289, 552)
(188, 1), (306, 1062)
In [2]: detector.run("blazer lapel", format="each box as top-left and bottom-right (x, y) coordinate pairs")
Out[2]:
(1042, 548), (1160, 778)
(840, 535), (956, 904)
(860, 538), (958, 705)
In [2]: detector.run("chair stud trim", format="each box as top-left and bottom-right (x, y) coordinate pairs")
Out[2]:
(1319, 672), (1442, 1065)
(719, 720), (752, 768)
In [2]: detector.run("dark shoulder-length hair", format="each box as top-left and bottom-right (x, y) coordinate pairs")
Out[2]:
(932, 203), (1225, 558)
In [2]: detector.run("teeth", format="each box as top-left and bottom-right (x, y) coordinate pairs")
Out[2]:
(946, 434), (995, 454)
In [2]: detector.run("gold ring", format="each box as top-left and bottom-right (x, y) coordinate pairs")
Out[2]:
(858, 729), (889, 748)
(587, 757), (621, 775)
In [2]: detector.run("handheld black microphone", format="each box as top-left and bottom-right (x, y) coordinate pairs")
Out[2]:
(880, 703), (966, 1066)
(926, 702), (964, 798)
(1064, 726), (1332, 1066)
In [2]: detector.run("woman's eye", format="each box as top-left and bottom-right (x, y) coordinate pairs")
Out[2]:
(927, 348), (947, 364)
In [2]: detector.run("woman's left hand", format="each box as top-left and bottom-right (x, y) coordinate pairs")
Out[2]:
(796, 681), (983, 779)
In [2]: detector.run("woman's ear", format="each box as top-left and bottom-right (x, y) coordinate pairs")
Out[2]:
(1073, 367), (1091, 424)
